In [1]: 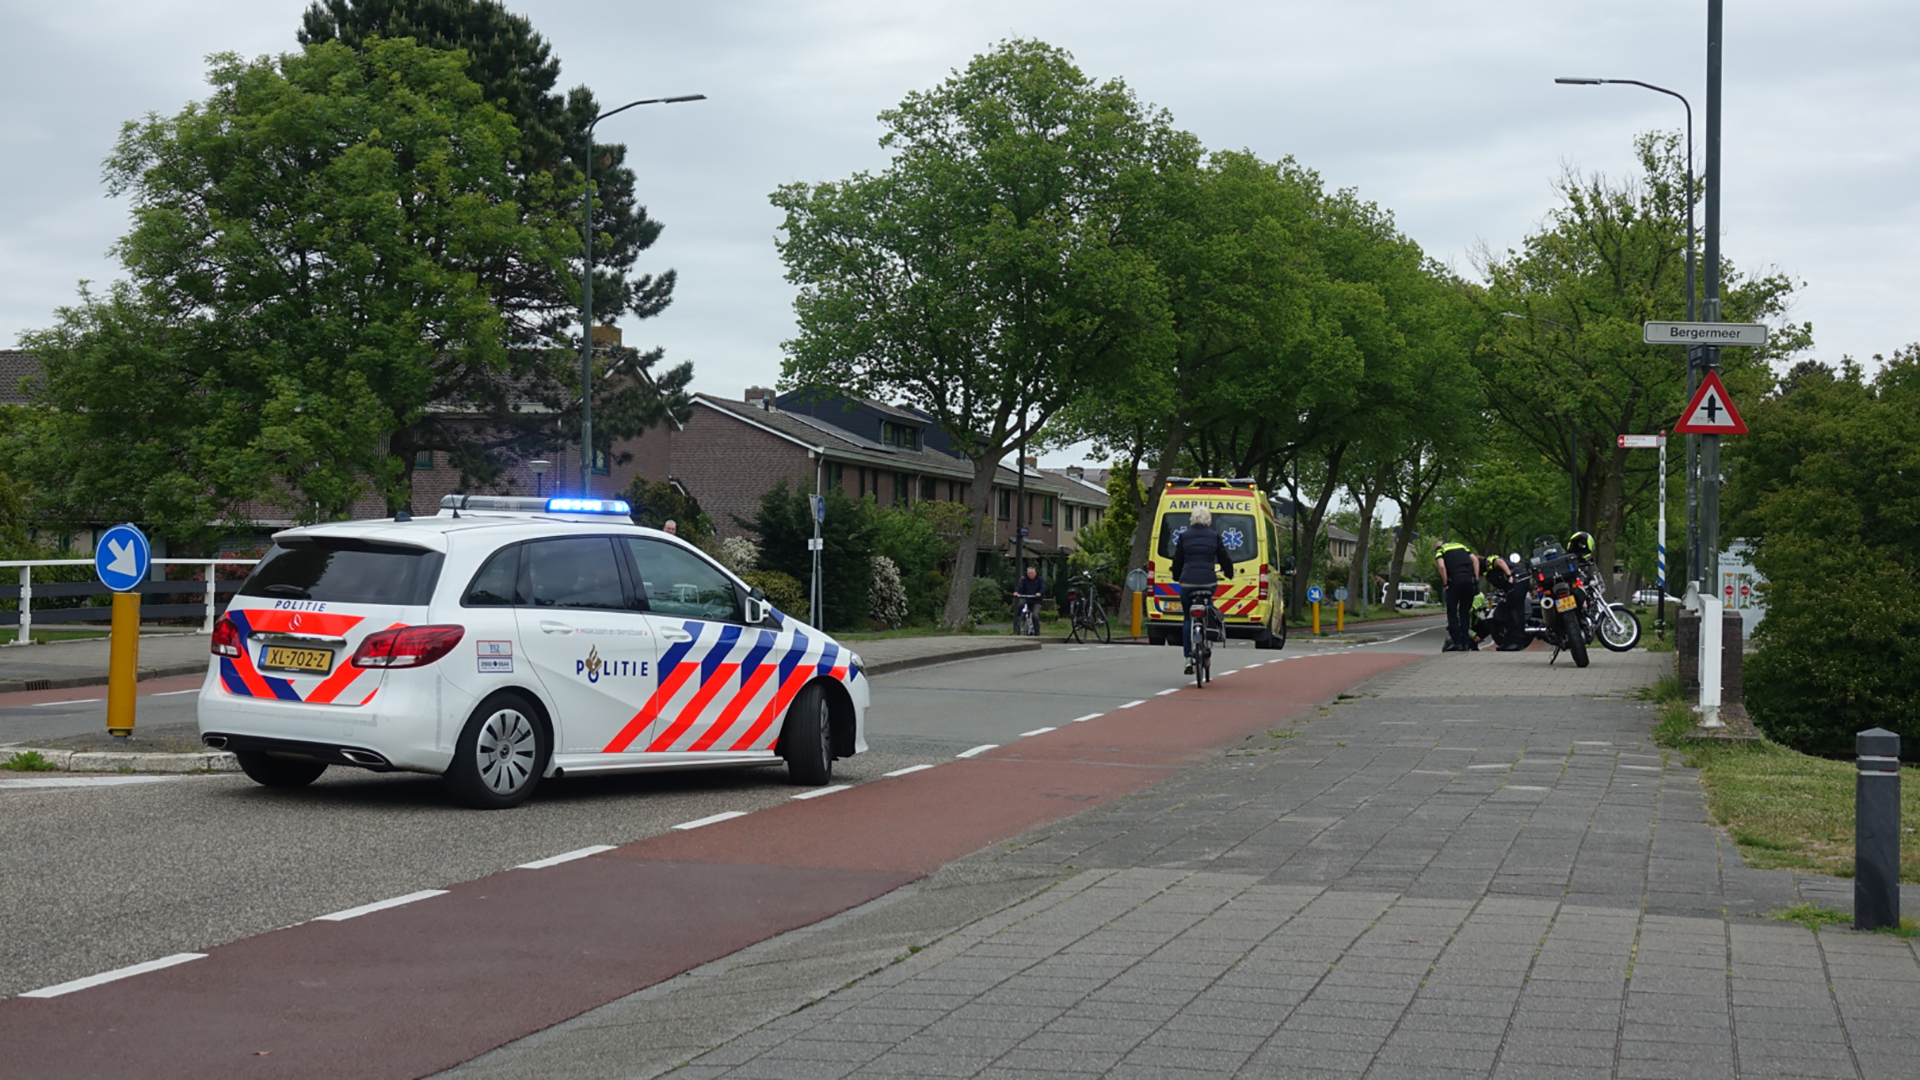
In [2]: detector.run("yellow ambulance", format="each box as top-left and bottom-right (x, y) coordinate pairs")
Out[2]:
(1144, 477), (1291, 649)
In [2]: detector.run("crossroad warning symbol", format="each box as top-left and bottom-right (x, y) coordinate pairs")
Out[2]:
(1673, 370), (1747, 435)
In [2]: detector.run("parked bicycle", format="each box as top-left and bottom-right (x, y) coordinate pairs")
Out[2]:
(1064, 574), (1112, 644)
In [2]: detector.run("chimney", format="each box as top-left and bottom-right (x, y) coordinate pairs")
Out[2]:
(744, 387), (776, 410)
(1021, 455), (1037, 470)
(1066, 466), (1084, 481)
(590, 325), (623, 348)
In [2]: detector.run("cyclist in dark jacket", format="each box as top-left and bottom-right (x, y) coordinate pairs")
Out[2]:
(1171, 507), (1236, 673)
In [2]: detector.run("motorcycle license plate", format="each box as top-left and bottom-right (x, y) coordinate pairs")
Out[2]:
(259, 645), (334, 674)
(1555, 595), (1577, 612)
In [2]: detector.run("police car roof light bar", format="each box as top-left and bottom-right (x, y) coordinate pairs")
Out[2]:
(438, 494), (632, 516)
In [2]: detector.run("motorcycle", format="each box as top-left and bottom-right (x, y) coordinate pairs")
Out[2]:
(1514, 538), (1591, 668)
(1574, 564), (1642, 652)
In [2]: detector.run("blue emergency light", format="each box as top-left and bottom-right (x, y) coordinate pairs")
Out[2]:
(546, 497), (631, 515)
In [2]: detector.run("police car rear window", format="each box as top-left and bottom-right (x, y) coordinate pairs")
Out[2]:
(240, 539), (444, 607)
(1157, 513), (1258, 561)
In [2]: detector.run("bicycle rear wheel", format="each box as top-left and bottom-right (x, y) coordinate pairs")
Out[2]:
(1092, 601), (1111, 644)
(1066, 600), (1084, 643)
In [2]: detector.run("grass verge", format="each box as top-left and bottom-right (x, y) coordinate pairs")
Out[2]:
(1653, 694), (1920, 882)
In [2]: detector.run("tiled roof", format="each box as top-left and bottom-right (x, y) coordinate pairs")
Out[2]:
(0, 350), (43, 406)
(696, 394), (978, 476)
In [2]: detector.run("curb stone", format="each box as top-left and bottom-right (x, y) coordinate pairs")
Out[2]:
(3, 747), (239, 774)
(0, 662), (207, 695)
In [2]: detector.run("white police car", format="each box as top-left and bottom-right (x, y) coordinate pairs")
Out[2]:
(197, 495), (868, 809)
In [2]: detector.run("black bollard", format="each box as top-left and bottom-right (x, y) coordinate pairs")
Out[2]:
(1855, 728), (1902, 931)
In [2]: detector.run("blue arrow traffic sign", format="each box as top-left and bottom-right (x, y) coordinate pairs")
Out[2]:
(95, 523), (151, 593)
(1306, 586), (1324, 604)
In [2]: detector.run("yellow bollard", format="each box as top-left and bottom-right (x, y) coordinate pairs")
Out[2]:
(1131, 589), (1143, 640)
(1337, 600), (1345, 632)
(106, 591), (141, 740)
(1312, 601), (1321, 636)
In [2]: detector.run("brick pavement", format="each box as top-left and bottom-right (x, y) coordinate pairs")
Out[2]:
(645, 649), (1917, 1080)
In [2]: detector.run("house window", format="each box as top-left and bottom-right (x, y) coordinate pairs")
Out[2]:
(996, 489), (1011, 520)
(880, 421), (921, 450)
(1063, 504), (1074, 532)
(414, 449), (434, 469)
(894, 472), (911, 506)
(920, 475), (936, 501)
(825, 462), (845, 493)
(591, 445), (610, 476)
(1042, 496), (1054, 526)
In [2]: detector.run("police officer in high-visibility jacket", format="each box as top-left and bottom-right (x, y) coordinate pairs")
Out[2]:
(1434, 539), (1480, 652)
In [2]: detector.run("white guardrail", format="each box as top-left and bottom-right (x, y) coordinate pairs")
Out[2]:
(0, 559), (258, 645)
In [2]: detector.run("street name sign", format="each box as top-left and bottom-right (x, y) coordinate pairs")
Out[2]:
(1672, 370), (1748, 435)
(1617, 434), (1664, 448)
(1643, 321), (1768, 346)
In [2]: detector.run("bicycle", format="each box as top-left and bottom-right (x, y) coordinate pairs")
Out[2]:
(1184, 587), (1223, 688)
(1064, 574), (1111, 644)
(1010, 595), (1042, 637)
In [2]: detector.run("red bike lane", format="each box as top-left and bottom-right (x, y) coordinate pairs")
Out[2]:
(0, 650), (1419, 1080)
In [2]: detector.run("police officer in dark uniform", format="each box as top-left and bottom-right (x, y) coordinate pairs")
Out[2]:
(1478, 552), (1531, 651)
(1434, 539), (1480, 652)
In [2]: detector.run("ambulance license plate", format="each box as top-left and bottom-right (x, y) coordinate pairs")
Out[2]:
(1555, 595), (1577, 612)
(259, 645), (334, 674)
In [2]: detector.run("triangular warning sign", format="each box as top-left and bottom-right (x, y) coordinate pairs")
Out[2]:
(1673, 370), (1747, 434)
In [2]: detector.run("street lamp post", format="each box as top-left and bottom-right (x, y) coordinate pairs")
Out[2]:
(1554, 76), (1699, 590)
(529, 458), (551, 497)
(579, 94), (705, 498)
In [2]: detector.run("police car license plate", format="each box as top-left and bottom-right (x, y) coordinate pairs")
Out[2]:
(259, 645), (334, 674)
(1555, 595), (1577, 612)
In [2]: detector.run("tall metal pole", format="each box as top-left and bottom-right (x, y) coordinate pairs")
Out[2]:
(578, 94), (706, 497)
(1701, 0), (1724, 595)
(1657, 435), (1668, 638)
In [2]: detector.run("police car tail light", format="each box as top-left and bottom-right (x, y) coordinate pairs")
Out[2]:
(210, 615), (242, 658)
(352, 624), (466, 668)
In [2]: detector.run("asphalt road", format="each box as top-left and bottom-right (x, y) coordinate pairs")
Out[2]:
(0, 620), (1446, 1000)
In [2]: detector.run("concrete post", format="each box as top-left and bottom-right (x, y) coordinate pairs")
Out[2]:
(1855, 728), (1901, 931)
(1698, 595), (1723, 727)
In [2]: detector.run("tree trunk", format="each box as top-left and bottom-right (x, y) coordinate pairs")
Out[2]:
(940, 452), (1005, 629)
(1290, 442), (1348, 616)
(1129, 414), (1189, 577)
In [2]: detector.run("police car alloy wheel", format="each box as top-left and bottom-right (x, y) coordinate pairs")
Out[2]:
(446, 692), (550, 809)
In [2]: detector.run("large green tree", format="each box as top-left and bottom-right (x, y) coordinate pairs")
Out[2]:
(1477, 132), (1805, 586)
(15, 39), (571, 537)
(1725, 354), (1920, 753)
(773, 40), (1184, 628)
(299, 0), (691, 492)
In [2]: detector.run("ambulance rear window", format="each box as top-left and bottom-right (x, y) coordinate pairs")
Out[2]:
(1158, 513), (1259, 561)
(240, 539), (444, 607)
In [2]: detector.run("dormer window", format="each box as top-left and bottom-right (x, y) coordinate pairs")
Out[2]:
(880, 420), (921, 450)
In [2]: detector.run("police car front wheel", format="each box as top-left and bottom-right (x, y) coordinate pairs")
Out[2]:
(446, 692), (551, 810)
(782, 681), (834, 786)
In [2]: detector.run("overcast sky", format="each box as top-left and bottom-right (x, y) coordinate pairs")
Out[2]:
(4, 1), (1915, 468)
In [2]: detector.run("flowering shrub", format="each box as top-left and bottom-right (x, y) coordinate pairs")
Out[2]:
(719, 535), (761, 575)
(869, 555), (909, 628)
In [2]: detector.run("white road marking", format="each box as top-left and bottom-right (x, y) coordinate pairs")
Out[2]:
(0, 775), (179, 790)
(1069, 713), (1103, 723)
(1619, 764), (1663, 772)
(515, 845), (616, 870)
(1410, 769), (1458, 776)
(1067, 647), (1090, 652)
(1095, 645), (1116, 649)
(1018, 727), (1056, 738)
(672, 811), (748, 830)
(22, 953), (206, 998)
(956, 744), (997, 759)
(153, 689), (201, 696)
(313, 889), (448, 922)
(883, 764), (935, 777)
(29, 698), (101, 707)
(1505, 785), (1550, 792)
(793, 784), (851, 800)
(1117, 700), (1146, 709)
(1156, 688), (1180, 696)
(1575, 741), (1613, 746)
(1467, 764), (1512, 770)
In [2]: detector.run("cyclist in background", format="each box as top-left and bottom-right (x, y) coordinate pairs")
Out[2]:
(1171, 506), (1235, 675)
(1012, 565), (1046, 635)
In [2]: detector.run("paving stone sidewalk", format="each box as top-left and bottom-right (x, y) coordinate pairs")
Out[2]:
(570, 649), (1914, 1080)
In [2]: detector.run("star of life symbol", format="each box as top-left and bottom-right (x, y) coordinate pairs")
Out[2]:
(1219, 527), (1246, 551)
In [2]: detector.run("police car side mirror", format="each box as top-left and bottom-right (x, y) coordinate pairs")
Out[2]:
(744, 586), (772, 625)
